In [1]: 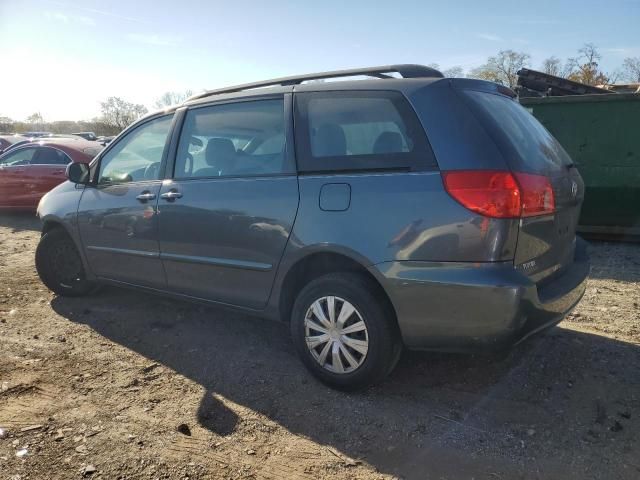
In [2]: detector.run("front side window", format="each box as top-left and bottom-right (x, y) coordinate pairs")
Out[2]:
(35, 147), (71, 165)
(98, 115), (173, 184)
(174, 99), (287, 179)
(295, 91), (434, 172)
(0, 147), (37, 166)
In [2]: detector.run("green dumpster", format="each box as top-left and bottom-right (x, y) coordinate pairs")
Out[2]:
(520, 93), (640, 237)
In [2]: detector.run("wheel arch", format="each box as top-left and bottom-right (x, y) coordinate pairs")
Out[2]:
(41, 218), (66, 236)
(276, 248), (398, 329)
(39, 214), (95, 280)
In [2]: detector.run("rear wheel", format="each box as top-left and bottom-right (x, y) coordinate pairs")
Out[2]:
(35, 228), (94, 296)
(290, 272), (401, 390)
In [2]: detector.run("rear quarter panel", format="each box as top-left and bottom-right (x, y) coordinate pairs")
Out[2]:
(283, 171), (519, 265)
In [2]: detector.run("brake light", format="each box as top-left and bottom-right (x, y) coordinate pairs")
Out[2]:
(442, 170), (555, 218)
(513, 172), (555, 217)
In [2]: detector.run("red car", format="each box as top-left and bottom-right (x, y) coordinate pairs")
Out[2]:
(0, 138), (103, 210)
(0, 135), (29, 154)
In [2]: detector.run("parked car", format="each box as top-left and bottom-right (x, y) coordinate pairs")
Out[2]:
(0, 138), (102, 210)
(96, 135), (115, 145)
(0, 135), (28, 154)
(23, 131), (53, 138)
(72, 132), (98, 141)
(35, 64), (589, 389)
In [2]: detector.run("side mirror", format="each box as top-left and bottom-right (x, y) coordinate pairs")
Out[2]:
(66, 162), (90, 184)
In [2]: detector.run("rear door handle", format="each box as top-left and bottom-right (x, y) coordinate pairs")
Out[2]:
(136, 192), (156, 202)
(160, 190), (183, 201)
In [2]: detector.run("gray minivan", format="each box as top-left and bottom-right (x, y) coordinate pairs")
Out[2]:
(35, 65), (589, 389)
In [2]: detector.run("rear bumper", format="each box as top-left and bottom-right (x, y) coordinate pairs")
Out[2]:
(371, 237), (590, 352)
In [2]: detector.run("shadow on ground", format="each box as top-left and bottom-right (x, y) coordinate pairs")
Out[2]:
(0, 206), (635, 478)
(0, 211), (40, 232)
(51, 284), (640, 480)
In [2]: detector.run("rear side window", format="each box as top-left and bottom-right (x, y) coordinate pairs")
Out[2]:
(463, 90), (573, 172)
(35, 147), (71, 165)
(295, 91), (435, 173)
(174, 99), (289, 179)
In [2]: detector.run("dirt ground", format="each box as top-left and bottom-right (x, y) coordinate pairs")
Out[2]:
(0, 212), (639, 480)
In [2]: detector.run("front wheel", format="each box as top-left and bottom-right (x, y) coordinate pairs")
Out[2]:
(35, 228), (95, 297)
(290, 273), (401, 390)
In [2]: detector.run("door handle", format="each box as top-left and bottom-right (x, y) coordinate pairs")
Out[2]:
(160, 190), (183, 201)
(136, 192), (156, 202)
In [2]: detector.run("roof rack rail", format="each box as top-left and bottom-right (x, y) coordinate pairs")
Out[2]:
(187, 64), (444, 102)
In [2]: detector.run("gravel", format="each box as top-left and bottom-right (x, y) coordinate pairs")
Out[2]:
(0, 212), (638, 479)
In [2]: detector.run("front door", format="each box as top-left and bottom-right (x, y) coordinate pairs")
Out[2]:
(0, 147), (38, 208)
(26, 146), (72, 206)
(157, 97), (299, 309)
(77, 114), (174, 288)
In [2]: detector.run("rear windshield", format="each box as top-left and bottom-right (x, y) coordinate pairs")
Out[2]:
(463, 90), (572, 172)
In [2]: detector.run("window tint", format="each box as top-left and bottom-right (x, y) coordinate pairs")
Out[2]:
(295, 91), (434, 173)
(35, 147), (71, 165)
(253, 133), (285, 155)
(309, 97), (412, 156)
(99, 115), (173, 184)
(0, 147), (37, 166)
(174, 99), (286, 179)
(463, 90), (572, 172)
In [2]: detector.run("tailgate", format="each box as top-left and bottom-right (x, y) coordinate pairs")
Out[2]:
(460, 88), (585, 282)
(515, 167), (584, 282)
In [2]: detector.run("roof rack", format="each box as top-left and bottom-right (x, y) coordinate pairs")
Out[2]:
(187, 64), (444, 102)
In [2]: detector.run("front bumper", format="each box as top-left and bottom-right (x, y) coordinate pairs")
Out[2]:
(371, 238), (590, 352)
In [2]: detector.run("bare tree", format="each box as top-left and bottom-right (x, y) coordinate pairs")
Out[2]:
(568, 43), (610, 85)
(541, 56), (562, 76)
(26, 112), (45, 129)
(469, 50), (531, 88)
(540, 56), (581, 79)
(423, 64), (464, 77)
(0, 116), (14, 133)
(443, 66), (464, 78)
(561, 57), (579, 79)
(622, 57), (640, 82)
(154, 90), (194, 109)
(100, 97), (148, 131)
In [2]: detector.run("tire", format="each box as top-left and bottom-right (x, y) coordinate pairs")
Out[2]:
(290, 272), (401, 390)
(35, 228), (95, 297)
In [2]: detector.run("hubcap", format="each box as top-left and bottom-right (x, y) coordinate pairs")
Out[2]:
(304, 296), (369, 374)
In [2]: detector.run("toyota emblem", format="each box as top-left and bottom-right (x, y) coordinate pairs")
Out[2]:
(571, 181), (578, 197)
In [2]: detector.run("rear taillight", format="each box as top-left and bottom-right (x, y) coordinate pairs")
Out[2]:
(512, 172), (555, 217)
(442, 170), (555, 218)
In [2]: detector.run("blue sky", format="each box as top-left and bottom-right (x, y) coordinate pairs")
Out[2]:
(1, 0), (638, 121)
